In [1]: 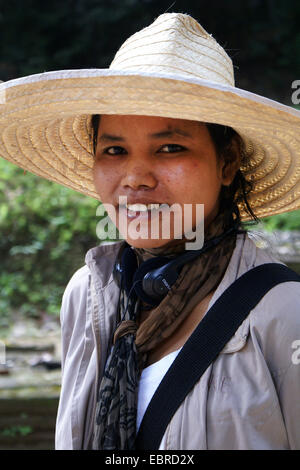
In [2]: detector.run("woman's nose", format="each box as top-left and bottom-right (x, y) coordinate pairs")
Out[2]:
(120, 158), (157, 190)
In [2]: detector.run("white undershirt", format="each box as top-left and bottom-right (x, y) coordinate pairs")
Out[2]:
(136, 347), (182, 449)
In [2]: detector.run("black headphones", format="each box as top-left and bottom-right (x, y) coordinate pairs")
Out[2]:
(113, 220), (240, 308)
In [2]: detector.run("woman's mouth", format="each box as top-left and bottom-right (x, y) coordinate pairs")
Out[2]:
(119, 203), (169, 220)
(115, 201), (187, 242)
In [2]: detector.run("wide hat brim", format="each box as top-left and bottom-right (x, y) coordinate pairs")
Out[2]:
(1, 68), (300, 222)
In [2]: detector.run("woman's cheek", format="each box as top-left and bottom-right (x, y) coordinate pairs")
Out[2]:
(93, 163), (113, 195)
(162, 164), (192, 189)
(93, 166), (101, 194)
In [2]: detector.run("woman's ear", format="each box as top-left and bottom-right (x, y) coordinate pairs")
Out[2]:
(220, 137), (242, 186)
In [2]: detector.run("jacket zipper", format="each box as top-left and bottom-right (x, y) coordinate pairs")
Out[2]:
(90, 275), (102, 446)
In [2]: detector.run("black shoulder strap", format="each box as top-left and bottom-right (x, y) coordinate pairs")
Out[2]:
(135, 262), (300, 450)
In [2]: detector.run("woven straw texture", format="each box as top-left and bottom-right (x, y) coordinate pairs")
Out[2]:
(0, 13), (300, 221)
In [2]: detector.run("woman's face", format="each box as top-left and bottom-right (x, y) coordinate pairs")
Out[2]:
(93, 114), (239, 248)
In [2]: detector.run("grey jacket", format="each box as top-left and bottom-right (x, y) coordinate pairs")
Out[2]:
(55, 232), (300, 450)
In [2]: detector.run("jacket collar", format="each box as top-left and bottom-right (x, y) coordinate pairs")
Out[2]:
(85, 240), (122, 288)
(84, 233), (260, 354)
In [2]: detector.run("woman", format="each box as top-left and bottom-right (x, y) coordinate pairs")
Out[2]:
(0, 13), (300, 450)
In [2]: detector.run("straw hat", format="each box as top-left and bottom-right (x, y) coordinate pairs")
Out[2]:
(0, 12), (300, 221)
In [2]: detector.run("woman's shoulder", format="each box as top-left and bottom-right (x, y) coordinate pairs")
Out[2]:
(61, 241), (122, 314)
(60, 265), (91, 328)
(244, 233), (300, 370)
(250, 276), (300, 329)
(62, 265), (90, 302)
(223, 232), (300, 363)
(248, 277), (300, 377)
(63, 240), (122, 296)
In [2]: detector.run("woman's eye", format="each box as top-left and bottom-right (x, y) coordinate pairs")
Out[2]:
(101, 144), (186, 156)
(159, 144), (186, 153)
(104, 146), (126, 155)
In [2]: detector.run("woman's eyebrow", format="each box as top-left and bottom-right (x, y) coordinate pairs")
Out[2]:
(99, 129), (192, 142)
(149, 129), (192, 139)
(99, 133), (125, 142)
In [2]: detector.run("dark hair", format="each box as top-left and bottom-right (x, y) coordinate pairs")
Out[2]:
(92, 114), (100, 154)
(91, 114), (260, 230)
(206, 123), (260, 229)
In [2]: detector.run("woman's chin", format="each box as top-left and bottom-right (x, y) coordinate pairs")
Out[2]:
(121, 234), (192, 250)
(123, 237), (174, 249)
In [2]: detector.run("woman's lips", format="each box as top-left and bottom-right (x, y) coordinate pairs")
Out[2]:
(118, 204), (169, 220)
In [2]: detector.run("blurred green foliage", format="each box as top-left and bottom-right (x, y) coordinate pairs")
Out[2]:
(0, 159), (99, 323)
(1, 425), (33, 437)
(261, 211), (300, 232)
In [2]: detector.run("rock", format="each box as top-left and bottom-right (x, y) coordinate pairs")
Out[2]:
(32, 360), (61, 371)
(0, 365), (10, 376)
(6, 343), (55, 353)
(29, 353), (61, 371)
(248, 228), (300, 266)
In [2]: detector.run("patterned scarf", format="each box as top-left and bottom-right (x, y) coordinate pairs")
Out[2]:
(93, 209), (240, 450)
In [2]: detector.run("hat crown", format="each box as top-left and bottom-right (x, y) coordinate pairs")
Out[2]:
(109, 13), (235, 87)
